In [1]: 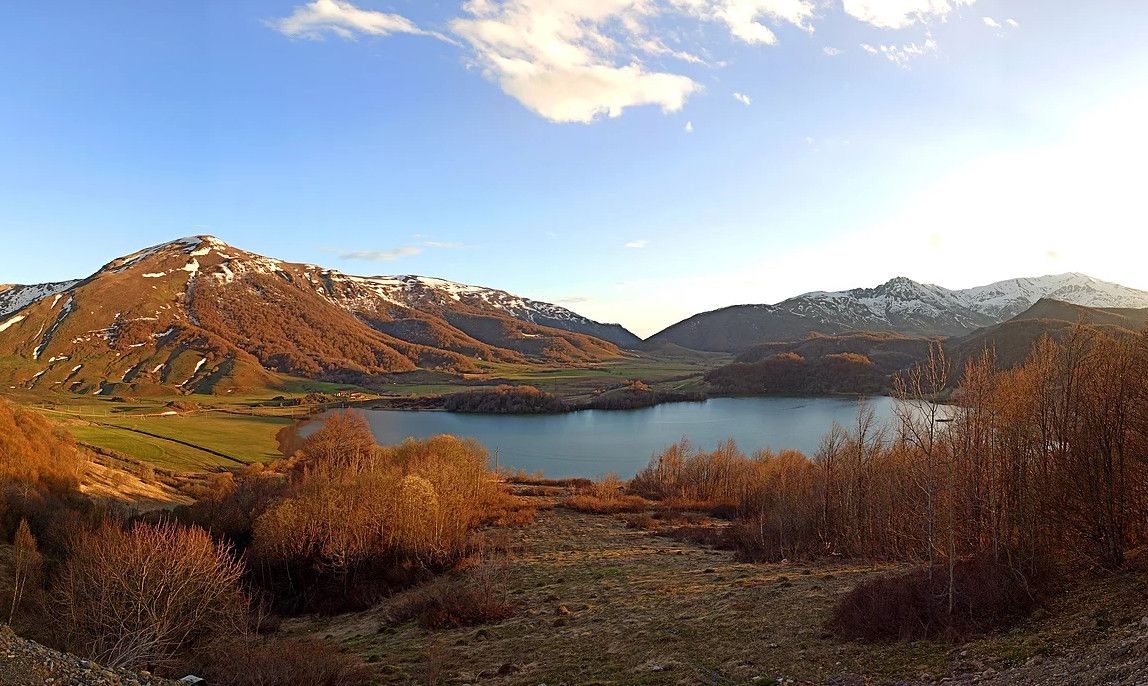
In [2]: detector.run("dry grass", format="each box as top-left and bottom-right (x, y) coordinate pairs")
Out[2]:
(282, 496), (1148, 686)
(383, 564), (517, 630)
(187, 637), (372, 686)
(563, 493), (652, 514)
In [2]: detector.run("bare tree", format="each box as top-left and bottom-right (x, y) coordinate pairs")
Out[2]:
(8, 519), (41, 625)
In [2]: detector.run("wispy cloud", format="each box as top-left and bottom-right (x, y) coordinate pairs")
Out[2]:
(624, 239), (649, 249)
(331, 239), (466, 262)
(684, 120), (694, 133)
(270, 0), (454, 43)
(1006, 18), (1019, 28)
(337, 246), (424, 261)
(556, 295), (591, 305)
(733, 92), (752, 106)
(843, 0), (976, 29)
(823, 46), (842, 56)
(859, 35), (938, 67)
(982, 16), (1001, 29)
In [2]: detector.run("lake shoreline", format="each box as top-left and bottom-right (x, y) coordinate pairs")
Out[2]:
(351, 389), (883, 416)
(301, 396), (900, 480)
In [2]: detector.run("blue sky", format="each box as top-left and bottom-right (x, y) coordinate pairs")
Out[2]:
(2, 1), (1146, 336)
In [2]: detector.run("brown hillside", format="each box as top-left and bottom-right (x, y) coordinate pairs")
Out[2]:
(0, 236), (623, 394)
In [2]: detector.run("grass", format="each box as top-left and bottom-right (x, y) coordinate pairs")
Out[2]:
(63, 413), (288, 471)
(290, 502), (948, 685)
(283, 494), (1148, 686)
(474, 351), (729, 402)
(68, 424), (230, 471)
(104, 414), (289, 463)
(3, 348), (729, 474)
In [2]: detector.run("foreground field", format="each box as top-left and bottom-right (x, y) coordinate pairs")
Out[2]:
(291, 492), (1148, 686)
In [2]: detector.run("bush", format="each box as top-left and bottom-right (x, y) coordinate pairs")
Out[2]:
(249, 428), (499, 613)
(385, 564), (516, 629)
(52, 521), (247, 673)
(827, 556), (1048, 641)
(621, 513), (659, 530)
(186, 637), (372, 686)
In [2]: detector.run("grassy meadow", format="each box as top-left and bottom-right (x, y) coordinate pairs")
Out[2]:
(4, 348), (728, 473)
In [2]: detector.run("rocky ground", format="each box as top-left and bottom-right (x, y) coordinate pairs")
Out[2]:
(0, 626), (178, 686)
(290, 489), (1148, 686)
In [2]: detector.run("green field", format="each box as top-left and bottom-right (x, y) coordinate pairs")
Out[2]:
(67, 424), (235, 472)
(5, 349), (728, 473)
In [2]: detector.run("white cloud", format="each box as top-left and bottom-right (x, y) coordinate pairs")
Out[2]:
(449, 0), (821, 122)
(684, 120), (694, 133)
(843, 0), (975, 29)
(272, 0), (984, 125)
(624, 239), (649, 248)
(271, 0), (450, 42)
(982, 16), (1000, 29)
(451, 1), (702, 123)
(1006, 18), (1019, 28)
(733, 91), (752, 106)
(674, 0), (818, 45)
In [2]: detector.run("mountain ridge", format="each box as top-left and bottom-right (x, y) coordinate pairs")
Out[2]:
(650, 273), (1148, 352)
(0, 236), (636, 395)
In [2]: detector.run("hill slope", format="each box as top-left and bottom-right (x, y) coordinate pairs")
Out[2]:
(651, 273), (1148, 352)
(949, 298), (1148, 371)
(0, 236), (630, 395)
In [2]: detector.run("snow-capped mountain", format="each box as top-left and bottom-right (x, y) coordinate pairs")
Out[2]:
(0, 281), (80, 319)
(651, 273), (1148, 352)
(0, 236), (634, 394)
(321, 273), (638, 347)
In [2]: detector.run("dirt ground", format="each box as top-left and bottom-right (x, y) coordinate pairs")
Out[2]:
(290, 494), (1148, 686)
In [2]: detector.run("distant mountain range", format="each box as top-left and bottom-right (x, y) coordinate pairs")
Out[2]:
(3, 236), (1147, 397)
(649, 273), (1148, 352)
(0, 236), (635, 394)
(705, 297), (1148, 396)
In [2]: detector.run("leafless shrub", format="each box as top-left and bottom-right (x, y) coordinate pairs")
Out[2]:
(52, 521), (247, 673)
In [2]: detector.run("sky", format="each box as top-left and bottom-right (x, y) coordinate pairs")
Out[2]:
(1, 1), (1146, 337)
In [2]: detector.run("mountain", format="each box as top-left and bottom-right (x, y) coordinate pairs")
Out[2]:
(0, 281), (79, 319)
(0, 236), (634, 395)
(650, 273), (1148, 352)
(949, 298), (1148, 371)
(706, 299), (1148, 396)
(705, 332), (932, 396)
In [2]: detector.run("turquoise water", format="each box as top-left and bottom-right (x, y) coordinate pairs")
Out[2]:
(314, 396), (898, 479)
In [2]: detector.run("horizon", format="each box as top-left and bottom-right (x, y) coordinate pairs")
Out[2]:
(3, 1), (1147, 337)
(5, 231), (1144, 338)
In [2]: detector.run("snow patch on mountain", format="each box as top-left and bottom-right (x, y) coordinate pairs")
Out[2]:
(785, 273), (1148, 334)
(0, 281), (79, 318)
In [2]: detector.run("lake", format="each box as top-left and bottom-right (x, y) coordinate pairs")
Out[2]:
(309, 396), (900, 479)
